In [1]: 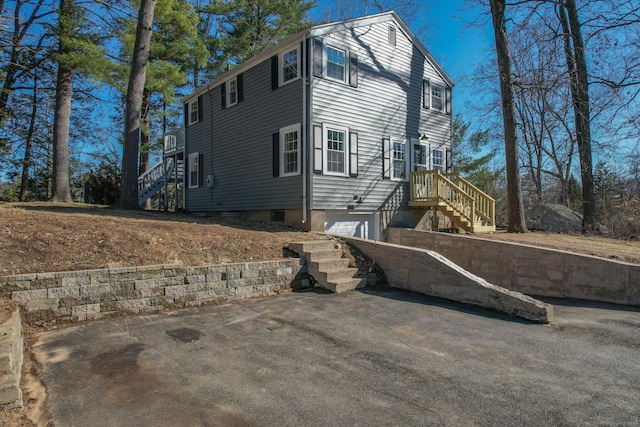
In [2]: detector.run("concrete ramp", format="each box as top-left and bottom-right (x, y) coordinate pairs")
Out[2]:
(342, 237), (552, 323)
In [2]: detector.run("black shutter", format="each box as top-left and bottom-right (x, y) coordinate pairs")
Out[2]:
(221, 82), (226, 109)
(349, 53), (358, 88)
(445, 87), (452, 115)
(184, 103), (189, 127)
(272, 132), (280, 177)
(197, 95), (203, 122)
(198, 153), (204, 187)
(422, 80), (430, 109)
(313, 125), (323, 174)
(313, 38), (323, 77)
(237, 73), (244, 103)
(349, 133), (358, 177)
(382, 138), (391, 179)
(271, 55), (279, 90)
(446, 149), (453, 173)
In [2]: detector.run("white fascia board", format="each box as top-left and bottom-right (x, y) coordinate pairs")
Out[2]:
(182, 28), (310, 104)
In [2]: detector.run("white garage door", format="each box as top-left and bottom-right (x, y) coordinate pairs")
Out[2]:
(324, 211), (380, 240)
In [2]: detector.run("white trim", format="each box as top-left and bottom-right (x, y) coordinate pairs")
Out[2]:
(280, 123), (302, 177)
(391, 138), (408, 182)
(279, 45), (300, 86)
(188, 152), (199, 189)
(431, 147), (444, 171)
(412, 138), (428, 171)
(322, 123), (349, 176)
(226, 76), (238, 108)
(188, 99), (199, 125)
(325, 45), (347, 84)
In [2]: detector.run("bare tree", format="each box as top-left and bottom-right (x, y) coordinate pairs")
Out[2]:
(120, 0), (156, 209)
(557, 0), (596, 232)
(489, 0), (527, 232)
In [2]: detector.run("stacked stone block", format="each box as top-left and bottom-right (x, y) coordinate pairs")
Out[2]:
(0, 260), (307, 325)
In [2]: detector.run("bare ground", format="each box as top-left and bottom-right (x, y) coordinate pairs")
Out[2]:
(0, 201), (639, 426)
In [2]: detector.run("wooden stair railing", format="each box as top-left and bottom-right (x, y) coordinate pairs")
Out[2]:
(442, 172), (496, 227)
(409, 170), (495, 232)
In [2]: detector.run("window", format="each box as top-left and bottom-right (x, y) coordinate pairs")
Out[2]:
(413, 142), (428, 171)
(280, 123), (301, 176)
(281, 47), (299, 84)
(326, 46), (345, 82)
(388, 27), (397, 46)
(431, 84), (444, 111)
(188, 99), (199, 125)
(227, 77), (238, 107)
(432, 149), (444, 171)
(392, 141), (407, 180)
(323, 124), (349, 176)
(423, 80), (450, 113)
(188, 152), (200, 188)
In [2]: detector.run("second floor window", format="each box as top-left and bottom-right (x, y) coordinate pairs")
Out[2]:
(282, 48), (299, 84)
(227, 77), (238, 107)
(326, 46), (345, 82)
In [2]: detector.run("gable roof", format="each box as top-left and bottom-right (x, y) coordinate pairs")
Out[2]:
(183, 11), (453, 103)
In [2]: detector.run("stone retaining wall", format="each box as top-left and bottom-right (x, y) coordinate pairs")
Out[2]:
(387, 228), (640, 306)
(343, 236), (552, 322)
(0, 260), (307, 325)
(0, 308), (23, 409)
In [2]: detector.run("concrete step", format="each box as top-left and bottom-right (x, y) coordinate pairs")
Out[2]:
(287, 240), (336, 254)
(310, 258), (352, 272)
(310, 266), (360, 283)
(325, 277), (368, 293)
(307, 249), (343, 262)
(288, 240), (365, 293)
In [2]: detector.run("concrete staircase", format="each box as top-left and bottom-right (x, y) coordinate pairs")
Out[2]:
(288, 240), (367, 293)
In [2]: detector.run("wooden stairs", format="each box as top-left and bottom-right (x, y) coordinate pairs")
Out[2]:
(409, 170), (496, 233)
(288, 240), (367, 293)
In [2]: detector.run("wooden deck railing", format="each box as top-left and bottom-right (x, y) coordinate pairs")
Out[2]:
(409, 170), (496, 229)
(410, 170), (475, 225)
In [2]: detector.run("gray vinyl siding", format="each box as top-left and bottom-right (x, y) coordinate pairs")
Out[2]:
(310, 18), (452, 211)
(185, 57), (305, 212)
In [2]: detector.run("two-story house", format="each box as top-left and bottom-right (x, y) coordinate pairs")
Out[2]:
(181, 12), (458, 240)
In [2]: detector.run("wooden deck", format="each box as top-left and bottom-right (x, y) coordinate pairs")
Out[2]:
(409, 170), (496, 233)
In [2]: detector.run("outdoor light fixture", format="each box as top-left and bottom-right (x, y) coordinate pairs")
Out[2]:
(419, 133), (429, 142)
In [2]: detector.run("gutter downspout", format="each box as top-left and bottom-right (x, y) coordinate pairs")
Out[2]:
(301, 33), (308, 224)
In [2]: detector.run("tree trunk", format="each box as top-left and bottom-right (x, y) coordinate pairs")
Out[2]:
(19, 77), (38, 201)
(120, 0), (156, 209)
(50, 0), (74, 203)
(489, 0), (527, 232)
(140, 88), (151, 209)
(559, 0), (596, 233)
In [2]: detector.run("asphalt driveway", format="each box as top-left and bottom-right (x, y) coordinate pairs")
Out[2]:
(34, 288), (640, 426)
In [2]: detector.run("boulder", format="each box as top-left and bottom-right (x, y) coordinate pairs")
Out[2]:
(526, 203), (582, 233)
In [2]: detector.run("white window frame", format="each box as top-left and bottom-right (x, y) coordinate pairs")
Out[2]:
(280, 46), (300, 86)
(226, 76), (238, 108)
(323, 123), (349, 176)
(431, 148), (444, 171)
(391, 139), (408, 181)
(412, 140), (428, 172)
(325, 45), (347, 83)
(280, 123), (301, 177)
(431, 83), (444, 112)
(188, 152), (199, 189)
(188, 99), (199, 125)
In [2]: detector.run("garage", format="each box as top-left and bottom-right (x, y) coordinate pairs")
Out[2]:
(324, 210), (380, 240)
